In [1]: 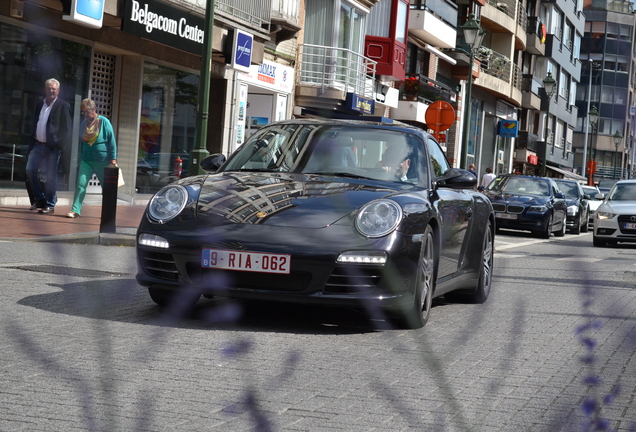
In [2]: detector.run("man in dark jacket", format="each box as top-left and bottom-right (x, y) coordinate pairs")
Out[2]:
(26, 78), (72, 214)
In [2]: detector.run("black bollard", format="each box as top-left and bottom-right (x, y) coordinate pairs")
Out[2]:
(100, 165), (119, 234)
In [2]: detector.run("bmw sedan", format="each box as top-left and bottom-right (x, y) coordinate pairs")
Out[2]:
(135, 119), (495, 329)
(593, 179), (636, 247)
(482, 174), (567, 239)
(554, 179), (589, 234)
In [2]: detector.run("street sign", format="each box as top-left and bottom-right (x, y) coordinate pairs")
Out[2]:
(425, 101), (455, 132)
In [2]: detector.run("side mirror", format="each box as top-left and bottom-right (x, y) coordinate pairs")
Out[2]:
(583, 194), (590, 200)
(200, 153), (226, 173)
(594, 193), (605, 200)
(554, 192), (565, 199)
(436, 168), (477, 189)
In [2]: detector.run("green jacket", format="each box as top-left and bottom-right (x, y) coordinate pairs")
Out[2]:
(79, 115), (117, 161)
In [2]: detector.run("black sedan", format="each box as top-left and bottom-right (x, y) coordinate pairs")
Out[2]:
(483, 174), (567, 238)
(553, 179), (589, 234)
(136, 119), (495, 328)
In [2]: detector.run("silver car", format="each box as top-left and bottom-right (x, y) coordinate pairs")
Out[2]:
(582, 185), (602, 225)
(593, 180), (636, 247)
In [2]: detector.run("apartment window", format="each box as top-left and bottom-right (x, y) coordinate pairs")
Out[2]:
(559, 71), (569, 98)
(549, 7), (562, 40)
(620, 25), (632, 41)
(555, 120), (564, 148)
(569, 81), (577, 107)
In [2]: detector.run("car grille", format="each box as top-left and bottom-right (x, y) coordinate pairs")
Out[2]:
(618, 215), (636, 234)
(507, 205), (525, 214)
(323, 266), (383, 294)
(139, 250), (179, 282)
(491, 203), (524, 214)
(187, 265), (311, 292)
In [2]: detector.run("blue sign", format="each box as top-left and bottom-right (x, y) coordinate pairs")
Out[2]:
(63, 0), (105, 28)
(345, 93), (375, 115)
(231, 30), (253, 72)
(497, 119), (519, 138)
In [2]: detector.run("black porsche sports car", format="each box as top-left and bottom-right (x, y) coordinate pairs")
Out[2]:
(483, 174), (567, 239)
(136, 119), (495, 328)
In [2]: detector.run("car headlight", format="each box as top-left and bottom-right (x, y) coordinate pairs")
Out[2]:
(528, 205), (548, 212)
(148, 185), (188, 222)
(597, 211), (616, 220)
(355, 199), (403, 238)
(567, 205), (579, 216)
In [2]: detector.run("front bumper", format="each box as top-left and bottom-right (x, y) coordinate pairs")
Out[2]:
(594, 216), (636, 243)
(494, 211), (550, 233)
(135, 224), (421, 309)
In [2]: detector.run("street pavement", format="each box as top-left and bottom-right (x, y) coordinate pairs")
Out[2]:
(0, 204), (146, 245)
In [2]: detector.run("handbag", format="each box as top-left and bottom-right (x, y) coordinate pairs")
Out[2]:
(118, 168), (125, 187)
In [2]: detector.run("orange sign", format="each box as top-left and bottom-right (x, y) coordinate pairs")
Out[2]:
(425, 101), (455, 132)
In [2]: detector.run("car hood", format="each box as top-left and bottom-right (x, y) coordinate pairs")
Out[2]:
(195, 172), (407, 228)
(599, 200), (636, 214)
(484, 191), (550, 205)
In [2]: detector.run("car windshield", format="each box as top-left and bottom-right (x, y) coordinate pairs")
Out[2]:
(487, 176), (549, 196)
(221, 124), (429, 184)
(582, 186), (600, 198)
(608, 183), (636, 201)
(555, 182), (578, 198)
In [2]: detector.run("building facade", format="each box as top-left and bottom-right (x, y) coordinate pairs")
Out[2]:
(0, 0), (300, 198)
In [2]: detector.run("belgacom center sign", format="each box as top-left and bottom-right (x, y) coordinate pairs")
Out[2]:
(122, 0), (205, 55)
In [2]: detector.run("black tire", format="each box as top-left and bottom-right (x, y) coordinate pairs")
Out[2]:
(571, 215), (581, 235)
(554, 216), (566, 237)
(397, 225), (436, 329)
(446, 222), (493, 304)
(581, 209), (589, 233)
(540, 214), (553, 239)
(148, 286), (201, 308)
(593, 236), (606, 247)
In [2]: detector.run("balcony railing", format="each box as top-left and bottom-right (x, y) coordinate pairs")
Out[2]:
(486, 0), (516, 20)
(216, 0), (272, 32)
(410, 0), (458, 28)
(297, 44), (377, 98)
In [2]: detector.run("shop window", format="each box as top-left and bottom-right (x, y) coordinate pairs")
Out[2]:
(0, 22), (91, 189)
(136, 63), (199, 194)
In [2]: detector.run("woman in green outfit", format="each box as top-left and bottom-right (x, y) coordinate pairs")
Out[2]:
(66, 99), (117, 218)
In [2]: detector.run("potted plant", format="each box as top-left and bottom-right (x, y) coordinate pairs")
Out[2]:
(399, 76), (421, 100)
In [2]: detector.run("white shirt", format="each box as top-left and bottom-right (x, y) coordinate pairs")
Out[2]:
(36, 98), (56, 143)
(481, 173), (496, 188)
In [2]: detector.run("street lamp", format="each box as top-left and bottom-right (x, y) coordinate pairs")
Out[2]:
(586, 105), (599, 185)
(541, 72), (557, 176)
(613, 130), (623, 180)
(459, 14), (485, 170)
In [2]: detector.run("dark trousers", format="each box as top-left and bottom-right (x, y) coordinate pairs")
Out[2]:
(26, 142), (61, 208)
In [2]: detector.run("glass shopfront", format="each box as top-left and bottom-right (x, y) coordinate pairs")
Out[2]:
(0, 21), (91, 189)
(136, 62), (199, 194)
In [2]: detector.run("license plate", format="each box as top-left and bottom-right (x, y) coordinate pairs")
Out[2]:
(495, 213), (517, 220)
(201, 249), (291, 274)
(624, 223), (636, 230)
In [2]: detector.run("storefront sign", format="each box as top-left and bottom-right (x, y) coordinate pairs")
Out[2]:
(63, 0), (105, 29)
(497, 119), (519, 137)
(229, 30), (253, 72)
(121, 0), (205, 55)
(345, 93), (375, 115)
(238, 60), (294, 94)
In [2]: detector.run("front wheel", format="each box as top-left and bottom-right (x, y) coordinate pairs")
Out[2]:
(554, 215), (566, 237)
(396, 225), (436, 329)
(593, 236), (606, 247)
(540, 214), (553, 239)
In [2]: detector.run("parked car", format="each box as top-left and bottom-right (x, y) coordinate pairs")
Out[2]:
(597, 179), (618, 196)
(482, 174), (567, 239)
(582, 185), (603, 225)
(593, 179), (636, 247)
(135, 119), (495, 328)
(554, 179), (589, 234)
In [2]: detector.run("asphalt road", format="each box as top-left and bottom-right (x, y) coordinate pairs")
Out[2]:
(1, 231), (635, 431)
